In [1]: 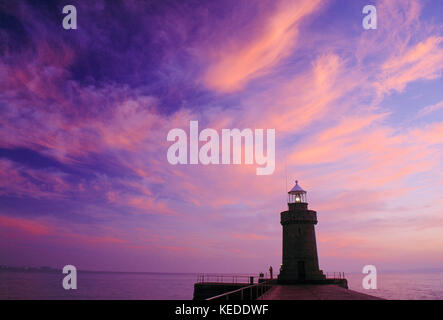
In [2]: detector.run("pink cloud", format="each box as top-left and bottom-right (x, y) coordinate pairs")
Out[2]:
(0, 159), (70, 199)
(202, 0), (322, 92)
(0, 215), (52, 236)
(63, 233), (127, 246)
(411, 122), (443, 145)
(233, 233), (269, 240)
(377, 36), (443, 94)
(126, 196), (176, 216)
(417, 100), (443, 117)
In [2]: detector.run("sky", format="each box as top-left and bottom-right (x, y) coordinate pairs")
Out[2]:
(0, 0), (442, 274)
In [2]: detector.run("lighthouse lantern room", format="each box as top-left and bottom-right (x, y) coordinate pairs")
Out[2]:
(288, 180), (307, 203)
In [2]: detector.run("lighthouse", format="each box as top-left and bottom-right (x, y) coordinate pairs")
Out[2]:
(278, 180), (326, 283)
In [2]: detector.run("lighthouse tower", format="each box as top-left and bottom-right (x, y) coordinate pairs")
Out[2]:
(278, 180), (326, 283)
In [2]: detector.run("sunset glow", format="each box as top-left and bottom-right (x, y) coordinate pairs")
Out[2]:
(1, 0), (442, 275)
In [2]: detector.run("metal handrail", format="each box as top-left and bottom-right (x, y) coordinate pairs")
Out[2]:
(206, 280), (273, 301)
(325, 272), (346, 279)
(196, 274), (257, 284)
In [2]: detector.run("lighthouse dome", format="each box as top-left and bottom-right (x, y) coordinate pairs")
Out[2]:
(288, 180), (307, 203)
(288, 180), (306, 194)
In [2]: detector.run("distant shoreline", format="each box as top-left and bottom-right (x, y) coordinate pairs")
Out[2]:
(1, 265), (443, 275)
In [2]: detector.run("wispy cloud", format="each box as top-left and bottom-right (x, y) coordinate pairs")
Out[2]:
(417, 100), (443, 117)
(202, 0), (323, 92)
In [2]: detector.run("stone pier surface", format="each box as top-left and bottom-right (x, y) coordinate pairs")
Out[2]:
(194, 283), (248, 300)
(259, 284), (384, 300)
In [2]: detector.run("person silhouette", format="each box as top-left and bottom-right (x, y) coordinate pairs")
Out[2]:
(269, 266), (273, 279)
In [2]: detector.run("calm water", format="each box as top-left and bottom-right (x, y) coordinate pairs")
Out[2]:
(346, 272), (443, 300)
(1, 271), (442, 300)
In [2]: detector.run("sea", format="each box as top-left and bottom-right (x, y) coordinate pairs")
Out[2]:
(1, 270), (442, 300)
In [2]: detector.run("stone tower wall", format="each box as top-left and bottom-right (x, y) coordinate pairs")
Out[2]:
(279, 207), (325, 282)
